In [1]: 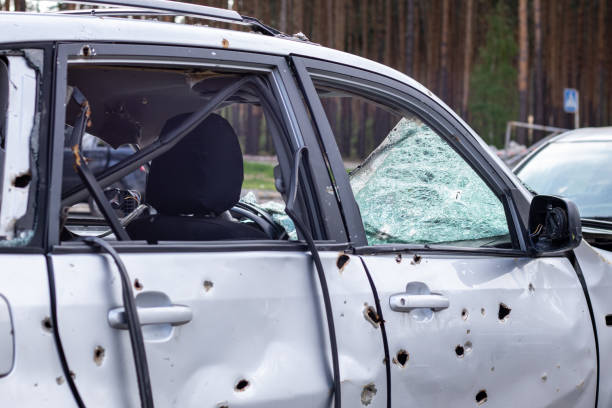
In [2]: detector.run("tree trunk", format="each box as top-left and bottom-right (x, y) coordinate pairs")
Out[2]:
(533, 0), (544, 126)
(461, 0), (473, 119)
(405, 0), (414, 75)
(361, 0), (369, 58)
(279, 0), (288, 33)
(517, 0), (529, 143)
(439, 0), (450, 102)
(14, 0), (26, 11)
(596, 0), (606, 123)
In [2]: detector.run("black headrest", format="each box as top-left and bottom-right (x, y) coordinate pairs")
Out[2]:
(146, 113), (243, 216)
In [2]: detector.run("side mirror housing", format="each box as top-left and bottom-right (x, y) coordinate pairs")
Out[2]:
(528, 195), (582, 255)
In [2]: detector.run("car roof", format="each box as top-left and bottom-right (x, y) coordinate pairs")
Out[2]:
(2, 12), (431, 93)
(553, 127), (612, 143)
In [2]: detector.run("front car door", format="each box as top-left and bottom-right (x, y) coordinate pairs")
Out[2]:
(292, 56), (598, 407)
(46, 42), (385, 407)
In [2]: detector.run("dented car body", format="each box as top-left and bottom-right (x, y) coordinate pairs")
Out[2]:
(1, 2), (612, 408)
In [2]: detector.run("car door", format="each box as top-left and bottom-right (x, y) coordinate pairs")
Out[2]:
(46, 43), (386, 408)
(0, 49), (78, 406)
(292, 56), (598, 407)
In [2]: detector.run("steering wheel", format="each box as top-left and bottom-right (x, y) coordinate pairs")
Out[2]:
(230, 202), (288, 240)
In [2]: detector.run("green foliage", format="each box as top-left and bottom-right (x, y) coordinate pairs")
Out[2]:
(469, 2), (518, 147)
(243, 160), (276, 191)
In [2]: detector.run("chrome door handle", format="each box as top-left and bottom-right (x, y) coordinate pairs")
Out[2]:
(108, 305), (193, 329)
(389, 293), (449, 312)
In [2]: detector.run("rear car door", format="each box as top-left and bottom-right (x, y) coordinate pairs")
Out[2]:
(47, 43), (385, 407)
(292, 57), (598, 407)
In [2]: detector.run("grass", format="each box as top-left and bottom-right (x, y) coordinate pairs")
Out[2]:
(243, 160), (276, 191)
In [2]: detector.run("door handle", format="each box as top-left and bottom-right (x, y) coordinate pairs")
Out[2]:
(389, 293), (449, 312)
(108, 304), (193, 330)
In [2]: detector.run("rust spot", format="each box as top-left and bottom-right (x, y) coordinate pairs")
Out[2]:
(541, 373), (548, 382)
(336, 254), (350, 272)
(56, 376), (64, 385)
(464, 340), (472, 353)
(490, 366), (495, 372)
(475, 389), (487, 405)
(42, 317), (53, 332)
(134, 278), (143, 291)
(203, 280), (214, 292)
(222, 38), (230, 48)
(93, 345), (105, 366)
(360, 383), (377, 406)
(461, 308), (469, 320)
(455, 344), (465, 358)
(235, 379), (249, 392)
(395, 349), (409, 367)
(410, 254), (422, 265)
(467, 329), (471, 334)
(498, 303), (511, 321)
(13, 172), (31, 188)
(395, 254), (402, 263)
(363, 304), (382, 328)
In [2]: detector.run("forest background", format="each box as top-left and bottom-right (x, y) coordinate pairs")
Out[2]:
(5, 0), (611, 159)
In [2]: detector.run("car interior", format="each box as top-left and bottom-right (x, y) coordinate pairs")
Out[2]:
(60, 65), (296, 243)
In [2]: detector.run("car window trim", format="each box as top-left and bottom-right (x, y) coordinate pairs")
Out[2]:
(291, 56), (527, 253)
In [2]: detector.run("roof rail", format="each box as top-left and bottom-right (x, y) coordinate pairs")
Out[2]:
(46, 0), (294, 38)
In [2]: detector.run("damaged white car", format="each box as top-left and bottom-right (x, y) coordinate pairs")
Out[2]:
(1, 1), (612, 407)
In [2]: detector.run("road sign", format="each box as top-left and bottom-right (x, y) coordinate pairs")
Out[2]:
(564, 88), (579, 113)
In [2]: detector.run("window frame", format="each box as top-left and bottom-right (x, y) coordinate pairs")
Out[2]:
(291, 56), (529, 255)
(48, 43), (346, 250)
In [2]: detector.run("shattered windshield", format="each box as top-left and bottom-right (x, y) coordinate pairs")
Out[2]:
(350, 118), (510, 247)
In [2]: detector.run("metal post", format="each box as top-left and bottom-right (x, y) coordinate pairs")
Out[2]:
(574, 90), (580, 129)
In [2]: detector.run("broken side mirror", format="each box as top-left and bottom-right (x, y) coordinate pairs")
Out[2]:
(528, 195), (582, 255)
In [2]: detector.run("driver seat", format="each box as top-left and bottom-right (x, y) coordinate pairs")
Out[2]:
(127, 113), (268, 242)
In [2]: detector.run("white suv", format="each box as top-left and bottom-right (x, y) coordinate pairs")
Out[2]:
(1, 1), (612, 407)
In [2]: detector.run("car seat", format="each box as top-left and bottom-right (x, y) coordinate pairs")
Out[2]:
(127, 112), (268, 242)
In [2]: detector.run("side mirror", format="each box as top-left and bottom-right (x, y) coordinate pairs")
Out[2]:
(528, 195), (582, 255)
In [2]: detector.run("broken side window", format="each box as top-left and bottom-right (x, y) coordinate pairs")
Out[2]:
(60, 65), (296, 242)
(311, 84), (511, 248)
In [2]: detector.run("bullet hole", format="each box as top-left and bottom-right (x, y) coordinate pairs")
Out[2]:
(235, 379), (249, 392)
(93, 346), (105, 366)
(411, 254), (422, 265)
(481, 308), (486, 316)
(475, 389), (487, 405)
(455, 344), (465, 357)
(395, 349), (409, 367)
(203, 280), (214, 292)
(464, 341), (472, 353)
(222, 38), (230, 48)
(461, 308), (469, 320)
(395, 254), (402, 263)
(34, 383), (38, 387)
(528, 283), (535, 293)
(13, 172), (31, 188)
(363, 304), (382, 328)
(69, 371), (76, 380)
(336, 254), (350, 272)
(42, 316), (53, 332)
(56, 376), (64, 385)
(541, 373), (548, 382)
(360, 383), (377, 406)
(80, 44), (95, 56)
(467, 329), (471, 334)
(134, 278), (143, 291)
(217, 404), (229, 408)
(498, 303), (511, 321)
(490, 366), (495, 372)
(605, 315), (612, 326)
